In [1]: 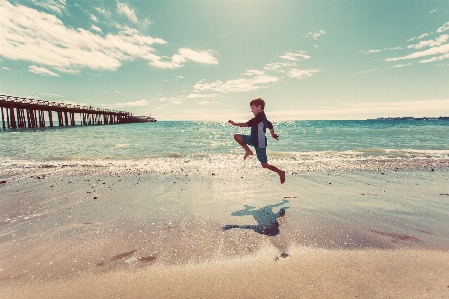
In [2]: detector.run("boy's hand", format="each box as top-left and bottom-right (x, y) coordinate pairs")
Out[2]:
(228, 120), (236, 126)
(271, 133), (279, 140)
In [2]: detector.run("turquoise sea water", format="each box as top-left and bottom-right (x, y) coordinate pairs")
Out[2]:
(0, 120), (448, 162)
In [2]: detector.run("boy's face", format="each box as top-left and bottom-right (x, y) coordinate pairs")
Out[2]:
(250, 104), (263, 116)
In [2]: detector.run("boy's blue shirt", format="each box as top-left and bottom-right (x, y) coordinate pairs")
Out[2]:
(246, 111), (273, 148)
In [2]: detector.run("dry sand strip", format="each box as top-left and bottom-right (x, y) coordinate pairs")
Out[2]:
(1, 247), (449, 299)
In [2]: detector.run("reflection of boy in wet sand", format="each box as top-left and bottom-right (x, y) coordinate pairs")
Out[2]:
(222, 199), (289, 235)
(228, 97), (286, 184)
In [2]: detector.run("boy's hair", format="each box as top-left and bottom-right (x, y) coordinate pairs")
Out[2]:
(250, 97), (265, 110)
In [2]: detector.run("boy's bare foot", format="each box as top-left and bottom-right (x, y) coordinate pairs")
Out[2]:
(279, 170), (286, 184)
(243, 151), (253, 160)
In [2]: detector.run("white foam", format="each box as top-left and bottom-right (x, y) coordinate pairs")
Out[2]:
(1, 148), (448, 181)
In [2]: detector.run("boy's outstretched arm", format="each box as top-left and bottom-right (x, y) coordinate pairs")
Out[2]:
(268, 199), (289, 208)
(228, 120), (249, 127)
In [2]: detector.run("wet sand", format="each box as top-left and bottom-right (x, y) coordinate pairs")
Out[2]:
(1, 157), (449, 298)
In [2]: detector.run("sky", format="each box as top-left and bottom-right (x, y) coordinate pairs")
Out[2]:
(1, 0), (448, 121)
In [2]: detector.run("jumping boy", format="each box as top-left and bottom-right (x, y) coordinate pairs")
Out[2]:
(228, 97), (286, 184)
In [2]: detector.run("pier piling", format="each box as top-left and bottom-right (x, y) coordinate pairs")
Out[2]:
(1, 107), (5, 129)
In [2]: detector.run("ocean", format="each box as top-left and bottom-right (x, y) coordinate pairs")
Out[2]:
(1, 120), (448, 162)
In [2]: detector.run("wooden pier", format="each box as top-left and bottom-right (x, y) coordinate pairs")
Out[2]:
(0, 94), (155, 130)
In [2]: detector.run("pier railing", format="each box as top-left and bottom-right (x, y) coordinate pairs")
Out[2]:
(0, 94), (154, 130)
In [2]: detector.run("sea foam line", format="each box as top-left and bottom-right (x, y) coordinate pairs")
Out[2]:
(1, 150), (448, 180)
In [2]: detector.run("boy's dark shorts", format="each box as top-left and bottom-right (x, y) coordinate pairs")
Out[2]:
(241, 134), (268, 163)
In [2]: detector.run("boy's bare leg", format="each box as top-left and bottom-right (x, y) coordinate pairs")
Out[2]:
(261, 163), (286, 184)
(234, 134), (253, 160)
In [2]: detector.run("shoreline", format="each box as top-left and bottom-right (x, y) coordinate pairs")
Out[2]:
(1, 157), (449, 297)
(1, 150), (448, 177)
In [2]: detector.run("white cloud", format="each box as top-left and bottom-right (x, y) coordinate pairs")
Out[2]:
(251, 73), (279, 85)
(430, 9), (436, 13)
(386, 43), (449, 62)
(171, 98), (183, 105)
(117, 1), (138, 23)
(244, 69), (265, 76)
(146, 53), (185, 69)
(90, 14), (98, 22)
(95, 7), (111, 18)
(155, 108), (248, 121)
(361, 49), (382, 54)
(303, 30), (326, 40)
(419, 52), (449, 63)
(436, 21), (449, 33)
(194, 71), (279, 93)
(0, 1), (156, 70)
(54, 67), (80, 74)
(374, 22), (449, 66)
(156, 97), (183, 105)
(361, 47), (402, 54)
(408, 34), (448, 49)
(418, 33), (429, 39)
(31, 0), (66, 15)
(287, 69), (320, 79)
(197, 100), (219, 105)
(112, 99), (149, 108)
(391, 63), (411, 68)
(356, 68), (381, 74)
(263, 62), (295, 72)
(341, 99), (449, 116)
(268, 99), (449, 120)
(29, 65), (59, 76)
(0, 1), (215, 72)
(142, 46), (218, 70)
(178, 48), (218, 65)
(39, 92), (63, 98)
(2, 66), (11, 71)
(280, 51), (310, 61)
(185, 50), (318, 107)
(91, 24), (102, 33)
(187, 93), (218, 99)
(407, 34), (429, 42)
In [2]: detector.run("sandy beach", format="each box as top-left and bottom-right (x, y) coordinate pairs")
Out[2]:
(1, 156), (449, 298)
